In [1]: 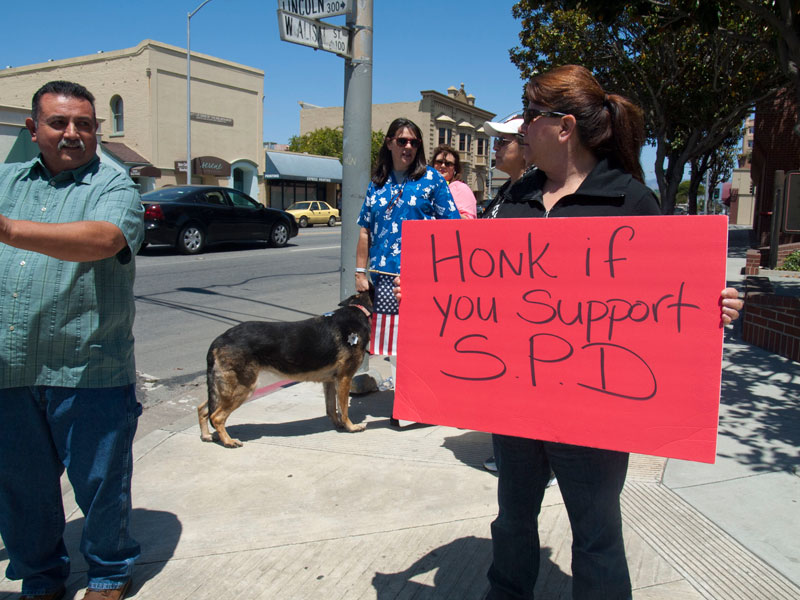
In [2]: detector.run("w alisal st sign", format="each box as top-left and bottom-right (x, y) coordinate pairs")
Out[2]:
(277, 0), (351, 58)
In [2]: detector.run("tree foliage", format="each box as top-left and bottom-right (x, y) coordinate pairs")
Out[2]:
(288, 127), (385, 167)
(564, 0), (800, 133)
(510, 1), (784, 213)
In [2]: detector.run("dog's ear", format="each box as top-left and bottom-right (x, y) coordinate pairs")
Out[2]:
(339, 286), (374, 310)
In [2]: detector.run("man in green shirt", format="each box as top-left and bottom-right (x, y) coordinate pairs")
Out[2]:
(0, 81), (143, 600)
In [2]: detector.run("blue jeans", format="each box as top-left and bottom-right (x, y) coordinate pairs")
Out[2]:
(0, 385), (141, 595)
(486, 434), (631, 600)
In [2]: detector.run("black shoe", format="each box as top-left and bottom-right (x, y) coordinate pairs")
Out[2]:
(389, 417), (400, 427)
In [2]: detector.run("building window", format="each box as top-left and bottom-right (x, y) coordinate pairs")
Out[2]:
(111, 96), (124, 134)
(747, 139), (753, 148)
(459, 133), (472, 153)
(439, 128), (452, 146)
(268, 181), (327, 210)
(477, 138), (486, 156)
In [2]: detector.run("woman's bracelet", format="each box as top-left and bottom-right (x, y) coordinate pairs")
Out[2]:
(354, 267), (367, 274)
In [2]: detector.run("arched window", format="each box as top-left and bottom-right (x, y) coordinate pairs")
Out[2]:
(233, 167), (245, 191)
(110, 95), (124, 134)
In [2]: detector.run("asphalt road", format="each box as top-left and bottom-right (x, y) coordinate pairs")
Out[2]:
(132, 226), (344, 419)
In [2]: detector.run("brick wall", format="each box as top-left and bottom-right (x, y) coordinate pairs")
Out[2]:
(742, 277), (800, 362)
(744, 242), (800, 274)
(750, 87), (800, 246)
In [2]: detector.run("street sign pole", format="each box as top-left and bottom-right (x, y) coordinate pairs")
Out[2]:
(276, 0), (372, 303)
(340, 0), (372, 301)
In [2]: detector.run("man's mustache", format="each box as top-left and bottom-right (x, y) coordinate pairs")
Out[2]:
(58, 138), (85, 151)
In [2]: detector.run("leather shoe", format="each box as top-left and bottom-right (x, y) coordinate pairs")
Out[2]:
(81, 579), (131, 600)
(20, 587), (66, 600)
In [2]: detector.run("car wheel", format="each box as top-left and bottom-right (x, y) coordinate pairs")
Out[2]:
(269, 222), (290, 247)
(327, 216), (336, 227)
(298, 216), (309, 228)
(177, 225), (205, 254)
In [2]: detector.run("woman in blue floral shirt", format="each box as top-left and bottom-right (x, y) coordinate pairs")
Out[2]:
(354, 118), (459, 397)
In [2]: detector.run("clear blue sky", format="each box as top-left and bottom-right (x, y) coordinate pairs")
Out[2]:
(1, 0), (660, 184)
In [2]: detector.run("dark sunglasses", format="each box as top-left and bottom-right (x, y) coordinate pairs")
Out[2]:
(393, 136), (420, 148)
(433, 159), (455, 168)
(493, 135), (523, 148)
(523, 107), (569, 125)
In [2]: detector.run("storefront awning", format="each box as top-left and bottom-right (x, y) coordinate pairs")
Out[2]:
(130, 165), (162, 177)
(265, 151), (342, 183)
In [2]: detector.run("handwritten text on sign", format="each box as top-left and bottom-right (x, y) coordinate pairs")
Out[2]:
(394, 216), (728, 463)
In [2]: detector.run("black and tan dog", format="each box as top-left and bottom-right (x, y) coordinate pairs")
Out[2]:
(198, 287), (373, 447)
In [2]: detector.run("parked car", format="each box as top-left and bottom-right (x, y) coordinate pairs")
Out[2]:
(285, 201), (340, 227)
(141, 186), (298, 254)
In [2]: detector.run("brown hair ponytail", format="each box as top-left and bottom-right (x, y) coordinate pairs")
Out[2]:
(525, 65), (645, 183)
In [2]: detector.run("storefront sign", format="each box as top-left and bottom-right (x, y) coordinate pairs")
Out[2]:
(174, 156), (231, 176)
(190, 112), (234, 127)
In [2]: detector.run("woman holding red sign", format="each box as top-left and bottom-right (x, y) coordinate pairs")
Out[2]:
(482, 66), (743, 600)
(395, 66), (743, 599)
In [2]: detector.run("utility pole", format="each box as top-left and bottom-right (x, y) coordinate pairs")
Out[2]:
(186, 0), (215, 185)
(339, 0), (373, 300)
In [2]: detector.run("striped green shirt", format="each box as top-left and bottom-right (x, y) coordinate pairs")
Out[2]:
(0, 155), (144, 388)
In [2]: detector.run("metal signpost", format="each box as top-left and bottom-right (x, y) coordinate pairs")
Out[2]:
(277, 0), (373, 302)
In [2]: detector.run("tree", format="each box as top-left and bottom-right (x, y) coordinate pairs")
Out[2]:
(288, 127), (343, 158)
(563, 0), (800, 133)
(686, 131), (739, 214)
(675, 180), (703, 209)
(288, 127), (386, 167)
(510, 2), (784, 213)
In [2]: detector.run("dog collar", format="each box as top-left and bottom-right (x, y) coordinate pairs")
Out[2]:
(354, 304), (372, 318)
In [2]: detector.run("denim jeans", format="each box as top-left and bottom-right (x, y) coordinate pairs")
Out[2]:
(486, 434), (631, 600)
(0, 385), (141, 595)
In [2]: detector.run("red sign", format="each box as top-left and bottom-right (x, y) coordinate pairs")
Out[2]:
(394, 216), (729, 463)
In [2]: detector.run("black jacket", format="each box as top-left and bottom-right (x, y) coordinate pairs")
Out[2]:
(484, 158), (660, 219)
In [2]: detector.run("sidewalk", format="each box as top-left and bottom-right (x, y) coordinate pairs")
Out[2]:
(1, 226), (799, 599)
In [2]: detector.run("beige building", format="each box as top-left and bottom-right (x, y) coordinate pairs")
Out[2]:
(300, 83), (495, 202)
(0, 40), (265, 200)
(730, 167), (756, 225)
(728, 114), (756, 225)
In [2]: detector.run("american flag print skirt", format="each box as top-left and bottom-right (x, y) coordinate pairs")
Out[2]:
(370, 273), (399, 356)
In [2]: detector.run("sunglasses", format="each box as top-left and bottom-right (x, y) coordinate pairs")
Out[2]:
(393, 136), (420, 148)
(433, 159), (455, 168)
(493, 135), (522, 149)
(522, 107), (569, 125)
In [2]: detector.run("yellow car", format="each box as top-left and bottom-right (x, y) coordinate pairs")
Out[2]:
(285, 201), (340, 228)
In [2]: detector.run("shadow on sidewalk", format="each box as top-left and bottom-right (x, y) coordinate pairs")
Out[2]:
(719, 341), (800, 472)
(217, 390), (398, 443)
(371, 537), (570, 599)
(0, 508), (180, 596)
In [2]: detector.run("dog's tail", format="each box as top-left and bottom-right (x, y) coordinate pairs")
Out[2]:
(206, 348), (218, 419)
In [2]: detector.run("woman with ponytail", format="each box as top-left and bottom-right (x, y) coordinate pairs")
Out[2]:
(483, 65), (743, 600)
